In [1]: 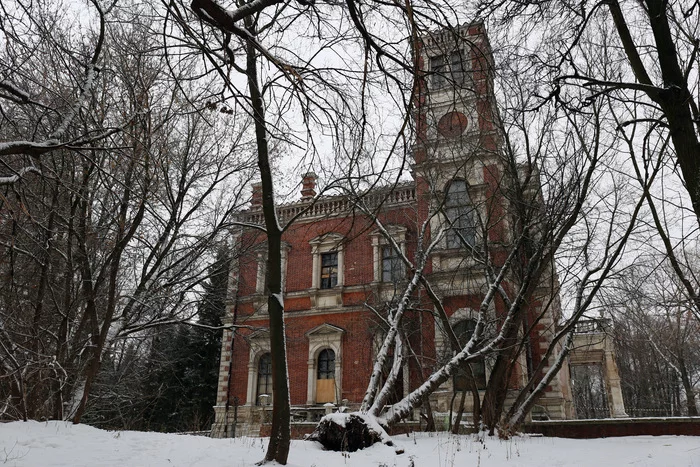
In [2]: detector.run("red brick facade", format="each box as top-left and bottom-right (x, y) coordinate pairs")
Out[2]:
(210, 23), (575, 437)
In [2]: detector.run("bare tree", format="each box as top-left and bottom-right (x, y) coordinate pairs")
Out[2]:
(302, 53), (653, 448)
(478, 0), (700, 229)
(0, 7), (253, 424)
(0, 0), (117, 184)
(162, 0), (671, 453)
(164, 0), (421, 462)
(606, 258), (700, 416)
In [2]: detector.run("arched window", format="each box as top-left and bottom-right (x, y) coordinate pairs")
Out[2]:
(317, 349), (336, 379)
(445, 180), (475, 249)
(316, 349), (336, 403)
(257, 353), (272, 404)
(453, 320), (486, 390)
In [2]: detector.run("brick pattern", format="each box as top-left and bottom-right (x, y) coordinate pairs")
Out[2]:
(211, 22), (575, 438)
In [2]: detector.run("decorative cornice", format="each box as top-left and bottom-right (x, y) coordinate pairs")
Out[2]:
(240, 182), (416, 226)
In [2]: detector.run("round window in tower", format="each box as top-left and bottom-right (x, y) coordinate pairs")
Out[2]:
(437, 111), (468, 138)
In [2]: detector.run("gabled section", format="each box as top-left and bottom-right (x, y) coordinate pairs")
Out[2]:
(305, 323), (345, 338)
(246, 328), (270, 343)
(309, 232), (344, 248)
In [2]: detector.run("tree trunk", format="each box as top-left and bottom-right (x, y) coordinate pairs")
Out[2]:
(679, 361), (698, 416)
(480, 316), (523, 433)
(609, 0), (700, 229)
(244, 20), (291, 464)
(451, 390), (467, 434)
(73, 137), (147, 424)
(421, 393), (436, 431)
(307, 414), (387, 452)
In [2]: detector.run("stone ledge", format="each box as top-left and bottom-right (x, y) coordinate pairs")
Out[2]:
(524, 417), (700, 438)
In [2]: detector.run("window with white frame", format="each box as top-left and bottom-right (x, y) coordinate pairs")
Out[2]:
(381, 245), (404, 283)
(310, 234), (344, 290)
(305, 324), (344, 405)
(445, 180), (476, 249)
(255, 242), (290, 293)
(245, 330), (271, 406)
(371, 225), (407, 283)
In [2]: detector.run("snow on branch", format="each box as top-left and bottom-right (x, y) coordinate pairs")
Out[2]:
(0, 81), (31, 103)
(0, 165), (41, 185)
(0, 140), (61, 157)
(0, 0), (108, 185)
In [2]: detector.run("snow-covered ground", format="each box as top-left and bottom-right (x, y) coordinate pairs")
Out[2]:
(0, 421), (698, 466)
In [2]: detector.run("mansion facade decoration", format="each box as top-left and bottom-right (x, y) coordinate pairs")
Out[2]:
(210, 23), (627, 437)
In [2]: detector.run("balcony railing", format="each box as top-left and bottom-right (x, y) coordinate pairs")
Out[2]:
(574, 318), (611, 334)
(241, 183), (416, 225)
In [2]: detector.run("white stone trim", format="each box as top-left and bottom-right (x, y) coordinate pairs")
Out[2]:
(310, 233), (344, 289)
(255, 251), (266, 294)
(254, 242), (291, 294)
(305, 324), (345, 404)
(370, 225), (407, 283)
(215, 315), (235, 405)
(245, 330), (271, 406)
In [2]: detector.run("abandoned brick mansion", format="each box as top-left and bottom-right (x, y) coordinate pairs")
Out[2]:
(210, 23), (627, 437)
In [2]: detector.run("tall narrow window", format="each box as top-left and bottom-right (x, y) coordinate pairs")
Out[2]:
(255, 251), (268, 294)
(445, 180), (476, 249)
(452, 320), (486, 390)
(430, 55), (447, 89)
(382, 245), (404, 283)
(450, 50), (465, 85)
(320, 252), (338, 289)
(316, 349), (336, 403)
(257, 353), (273, 403)
(317, 349), (336, 379)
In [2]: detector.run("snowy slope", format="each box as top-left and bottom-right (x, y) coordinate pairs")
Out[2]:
(0, 421), (698, 466)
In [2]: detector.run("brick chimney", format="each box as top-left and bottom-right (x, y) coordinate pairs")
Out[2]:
(251, 182), (263, 209)
(300, 172), (317, 201)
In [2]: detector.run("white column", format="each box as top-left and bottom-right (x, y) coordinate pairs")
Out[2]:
(605, 351), (628, 418)
(337, 248), (345, 286)
(307, 359), (316, 405)
(246, 363), (256, 406)
(311, 246), (319, 289)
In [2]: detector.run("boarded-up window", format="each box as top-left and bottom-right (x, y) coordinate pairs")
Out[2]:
(316, 349), (336, 403)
